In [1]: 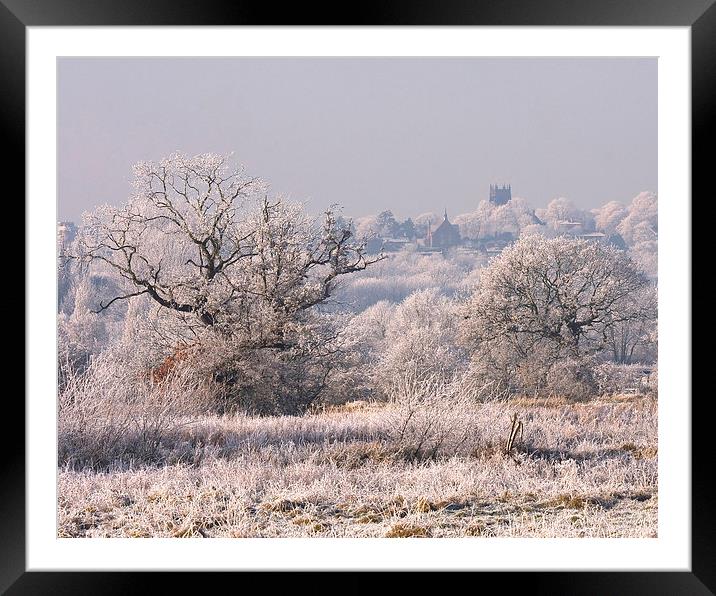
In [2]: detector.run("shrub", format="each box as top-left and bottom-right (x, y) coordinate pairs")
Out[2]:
(593, 362), (658, 396)
(385, 367), (488, 460)
(543, 357), (599, 401)
(375, 289), (467, 398)
(58, 352), (213, 468)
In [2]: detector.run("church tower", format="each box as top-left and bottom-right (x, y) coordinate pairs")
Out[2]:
(489, 184), (512, 205)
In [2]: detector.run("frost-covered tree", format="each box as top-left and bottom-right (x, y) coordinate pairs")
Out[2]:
(604, 285), (658, 364)
(456, 198), (542, 242)
(617, 191), (658, 246)
(353, 214), (378, 239)
(413, 211), (440, 238)
(58, 230), (76, 312)
(397, 217), (416, 240)
(612, 192), (658, 279)
(629, 239), (658, 279)
(520, 223), (548, 238)
(376, 288), (466, 397)
(70, 152), (381, 413)
(539, 197), (582, 231)
(375, 210), (399, 238)
(594, 200), (627, 234)
(73, 153), (265, 326)
(454, 200), (495, 241)
(509, 197), (542, 230)
(58, 273), (110, 374)
(462, 235), (656, 395)
(73, 153), (376, 334)
(324, 300), (397, 402)
(337, 249), (482, 311)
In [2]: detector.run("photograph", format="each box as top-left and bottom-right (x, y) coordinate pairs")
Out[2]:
(55, 56), (660, 539)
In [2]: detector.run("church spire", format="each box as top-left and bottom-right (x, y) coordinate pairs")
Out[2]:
(444, 208), (448, 221)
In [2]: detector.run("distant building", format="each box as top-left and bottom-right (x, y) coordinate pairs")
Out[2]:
(427, 210), (461, 250)
(489, 184), (512, 205)
(555, 220), (583, 235)
(382, 238), (412, 252)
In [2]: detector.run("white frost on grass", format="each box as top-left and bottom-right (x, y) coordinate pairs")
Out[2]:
(58, 397), (657, 538)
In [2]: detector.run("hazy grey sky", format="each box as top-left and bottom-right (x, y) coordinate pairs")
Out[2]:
(58, 57), (656, 222)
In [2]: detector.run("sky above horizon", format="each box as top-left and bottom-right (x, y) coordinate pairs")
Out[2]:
(58, 57), (656, 223)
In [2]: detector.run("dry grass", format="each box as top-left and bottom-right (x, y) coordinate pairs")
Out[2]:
(385, 523), (431, 538)
(58, 397), (657, 538)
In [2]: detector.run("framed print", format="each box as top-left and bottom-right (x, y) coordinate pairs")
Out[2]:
(6, 0), (710, 592)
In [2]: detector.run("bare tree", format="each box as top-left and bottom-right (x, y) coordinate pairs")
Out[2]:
(605, 285), (657, 364)
(72, 153), (380, 337)
(462, 235), (656, 394)
(73, 153), (264, 325)
(69, 152), (383, 413)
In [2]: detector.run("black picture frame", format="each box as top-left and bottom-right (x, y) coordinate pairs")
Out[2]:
(6, 0), (707, 592)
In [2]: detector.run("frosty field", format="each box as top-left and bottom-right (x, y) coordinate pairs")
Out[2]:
(58, 395), (657, 538)
(55, 58), (661, 546)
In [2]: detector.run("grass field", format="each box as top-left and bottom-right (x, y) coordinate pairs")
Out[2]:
(58, 395), (657, 538)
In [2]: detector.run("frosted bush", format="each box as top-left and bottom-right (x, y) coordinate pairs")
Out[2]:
(544, 357), (599, 401)
(593, 362), (657, 396)
(374, 288), (468, 398)
(58, 352), (213, 468)
(386, 368), (481, 460)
